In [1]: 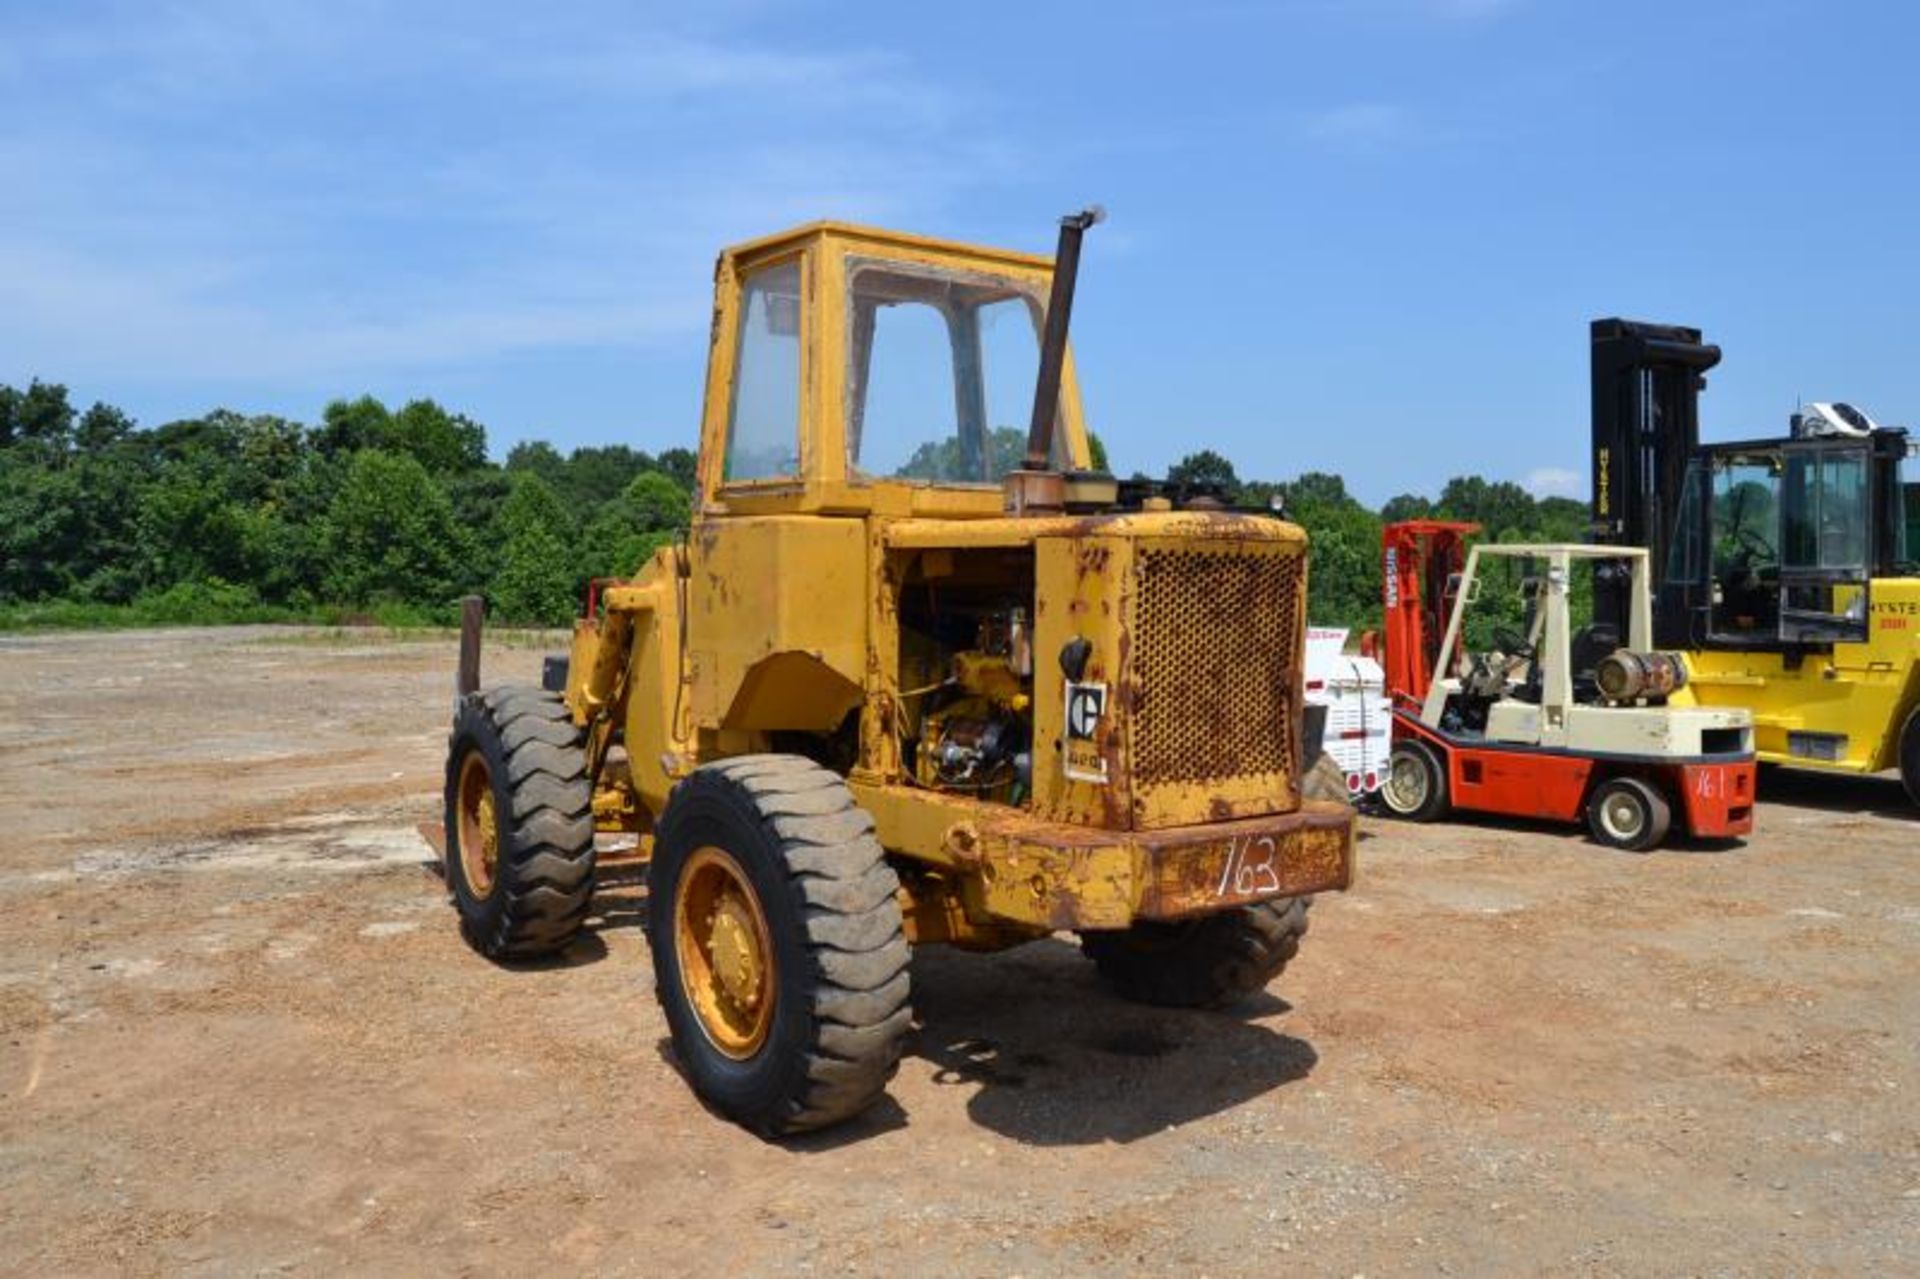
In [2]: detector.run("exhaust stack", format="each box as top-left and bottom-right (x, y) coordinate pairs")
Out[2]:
(1005, 206), (1103, 514)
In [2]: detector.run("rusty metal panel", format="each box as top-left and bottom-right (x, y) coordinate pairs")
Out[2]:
(1027, 514), (1313, 833)
(1132, 803), (1352, 921)
(1127, 536), (1307, 830)
(850, 778), (1354, 933)
(1132, 543), (1303, 785)
(1030, 532), (1136, 828)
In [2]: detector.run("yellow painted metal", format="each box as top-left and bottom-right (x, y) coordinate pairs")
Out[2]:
(894, 868), (1049, 950)
(673, 846), (777, 1059)
(566, 549), (685, 821)
(950, 652), (1027, 706)
(687, 516), (867, 733)
(589, 758), (647, 834)
(1674, 577), (1920, 773)
(849, 780), (1352, 931)
(558, 218), (1357, 946)
(1027, 515), (1311, 830)
(454, 752), (498, 895)
(692, 223), (1093, 520)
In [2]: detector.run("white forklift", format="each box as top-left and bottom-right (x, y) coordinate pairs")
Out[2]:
(1379, 535), (1759, 851)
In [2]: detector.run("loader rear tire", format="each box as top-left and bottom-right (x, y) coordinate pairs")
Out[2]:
(444, 686), (597, 959)
(1302, 750), (1351, 804)
(1080, 896), (1310, 1009)
(649, 755), (912, 1136)
(1899, 707), (1920, 810)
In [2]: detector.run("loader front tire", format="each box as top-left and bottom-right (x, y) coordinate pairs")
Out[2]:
(1079, 896), (1310, 1009)
(444, 686), (597, 959)
(649, 756), (912, 1136)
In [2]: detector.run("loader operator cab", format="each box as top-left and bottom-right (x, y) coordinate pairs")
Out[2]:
(724, 257), (1060, 483)
(842, 260), (1062, 483)
(707, 224), (1089, 516)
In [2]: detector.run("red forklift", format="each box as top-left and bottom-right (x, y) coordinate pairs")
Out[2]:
(1369, 521), (1757, 851)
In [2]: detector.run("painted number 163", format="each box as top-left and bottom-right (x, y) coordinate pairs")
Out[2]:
(1217, 834), (1281, 898)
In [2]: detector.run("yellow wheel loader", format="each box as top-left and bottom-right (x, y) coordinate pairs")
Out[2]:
(441, 212), (1356, 1135)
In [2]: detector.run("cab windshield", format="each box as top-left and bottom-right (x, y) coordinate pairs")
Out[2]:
(844, 258), (1063, 485)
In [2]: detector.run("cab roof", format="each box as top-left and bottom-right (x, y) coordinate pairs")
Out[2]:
(719, 220), (1056, 274)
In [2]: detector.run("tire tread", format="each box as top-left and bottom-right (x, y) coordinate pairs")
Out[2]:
(1080, 896), (1311, 1009)
(652, 757), (911, 1135)
(444, 686), (597, 960)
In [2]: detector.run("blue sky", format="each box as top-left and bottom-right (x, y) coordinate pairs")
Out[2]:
(3, 0), (1915, 504)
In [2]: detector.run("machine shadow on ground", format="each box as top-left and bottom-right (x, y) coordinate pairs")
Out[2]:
(1374, 806), (1752, 857)
(564, 857), (1318, 1148)
(900, 939), (1316, 1147)
(617, 907), (1317, 1149)
(1755, 767), (1913, 820)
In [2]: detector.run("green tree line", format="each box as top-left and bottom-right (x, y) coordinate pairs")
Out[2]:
(1, 378), (1588, 634)
(1157, 448), (1591, 635)
(0, 380), (691, 627)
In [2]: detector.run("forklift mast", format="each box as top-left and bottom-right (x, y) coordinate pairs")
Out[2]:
(1381, 520), (1480, 708)
(1588, 318), (1722, 646)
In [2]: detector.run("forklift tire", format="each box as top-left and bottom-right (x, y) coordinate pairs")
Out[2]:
(1379, 739), (1448, 822)
(1586, 776), (1672, 853)
(1080, 897), (1309, 1009)
(1900, 708), (1920, 810)
(444, 686), (598, 959)
(648, 755), (912, 1136)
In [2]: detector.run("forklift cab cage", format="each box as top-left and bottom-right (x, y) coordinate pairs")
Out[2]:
(1590, 315), (1914, 654)
(1661, 429), (1912, 649)
(1419, 543), (1655, 737)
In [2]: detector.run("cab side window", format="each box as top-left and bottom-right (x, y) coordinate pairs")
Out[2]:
(725, 260), (803, 482)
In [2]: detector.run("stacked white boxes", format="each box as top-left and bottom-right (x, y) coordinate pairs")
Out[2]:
(1303, 627), (1391, 799)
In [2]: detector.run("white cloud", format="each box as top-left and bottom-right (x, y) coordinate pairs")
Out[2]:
(1524, 466), (1582, 498)
(1301, 102), (1414, 147)
(0, 2), (1005, 388)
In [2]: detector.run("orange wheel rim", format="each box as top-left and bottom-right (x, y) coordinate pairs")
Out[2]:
(674, 846), (776, 1059)
(456, 752), (499, 895)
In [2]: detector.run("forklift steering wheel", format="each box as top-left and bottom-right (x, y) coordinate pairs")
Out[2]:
(1493, 626), (1535, 661)
(1733, 526), (1775, 564)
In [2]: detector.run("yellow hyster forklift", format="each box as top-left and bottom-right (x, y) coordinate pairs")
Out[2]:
(1588, 318), (1920, 807)
(441, 212), (1356, 1134)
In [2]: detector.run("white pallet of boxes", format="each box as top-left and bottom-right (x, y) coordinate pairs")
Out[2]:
(1303, 627), (1392, 800)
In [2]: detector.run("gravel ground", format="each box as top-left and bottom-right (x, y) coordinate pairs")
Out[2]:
(1, 627), (1916, 1276)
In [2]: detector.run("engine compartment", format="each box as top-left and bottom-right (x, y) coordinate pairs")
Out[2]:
(896, 547), (1036, 806)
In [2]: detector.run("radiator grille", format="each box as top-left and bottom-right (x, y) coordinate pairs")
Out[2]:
(1132, 546), (1304, 790)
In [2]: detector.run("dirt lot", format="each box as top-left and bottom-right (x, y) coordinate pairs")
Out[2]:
(1, 627), (1916, 1276)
